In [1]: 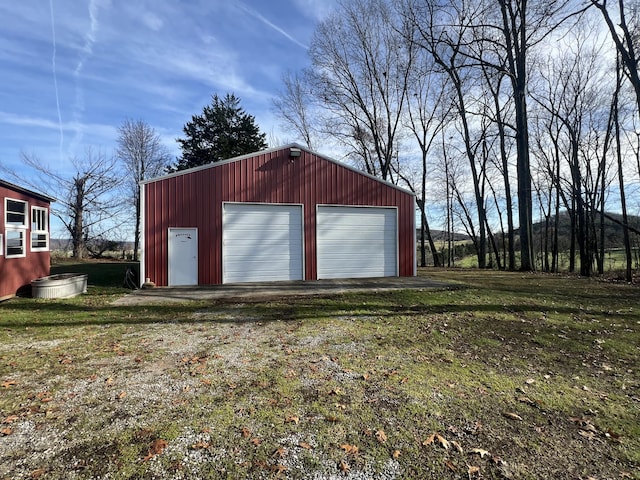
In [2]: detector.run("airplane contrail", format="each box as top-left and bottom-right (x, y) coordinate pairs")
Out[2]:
(49, 0), (64, 160)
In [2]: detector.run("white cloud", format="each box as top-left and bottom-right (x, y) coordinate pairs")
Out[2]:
(142, 12), (163, 31)
(291, 0), (337, 21)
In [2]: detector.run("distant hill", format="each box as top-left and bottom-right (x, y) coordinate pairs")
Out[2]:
(529, 212), (640, 248)
(416, 229), (471, 242)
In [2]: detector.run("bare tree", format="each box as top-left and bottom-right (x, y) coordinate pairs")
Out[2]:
(5, 149), (124, 259)
(116, 119), (170, 261)
(591, 0), (640, 114)
(272, 71), (316, 149)
(402, 0), (492, 268)
(400, 20), (453, 267)
(307, 0), (413, 182)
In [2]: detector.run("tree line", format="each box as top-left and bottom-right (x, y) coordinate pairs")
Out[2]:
(273, 0), (640, 279)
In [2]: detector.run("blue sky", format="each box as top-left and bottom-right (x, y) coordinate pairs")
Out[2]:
(0, 0), (335, 181)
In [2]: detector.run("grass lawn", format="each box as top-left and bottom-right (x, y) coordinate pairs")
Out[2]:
(1, 265), (639, 479)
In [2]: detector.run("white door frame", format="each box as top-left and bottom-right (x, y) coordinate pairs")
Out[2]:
(168, 227), (198, 286)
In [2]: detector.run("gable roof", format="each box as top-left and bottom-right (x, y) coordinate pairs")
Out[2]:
(141, 143), (414, 196)
(0, 179), (55, 203)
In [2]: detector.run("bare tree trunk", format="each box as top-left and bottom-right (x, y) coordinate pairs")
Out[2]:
(72, 176), (86, 260)
(614, 57), (633, 282)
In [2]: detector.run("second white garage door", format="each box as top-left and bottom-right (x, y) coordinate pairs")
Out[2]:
(317, 206), (398, 279)
(223, 203), (304, 283)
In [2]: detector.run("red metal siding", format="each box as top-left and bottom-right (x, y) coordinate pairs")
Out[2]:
(0, 186), (51, 299)
(144, 148), (415, 286)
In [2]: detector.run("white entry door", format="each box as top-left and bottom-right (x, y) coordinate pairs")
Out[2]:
(168, 228), (198, 286)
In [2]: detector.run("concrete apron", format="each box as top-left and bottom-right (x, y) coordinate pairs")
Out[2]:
(113, 276), (451, 306)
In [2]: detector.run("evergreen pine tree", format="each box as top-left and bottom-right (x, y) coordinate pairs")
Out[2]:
(170, 93), (268, 172)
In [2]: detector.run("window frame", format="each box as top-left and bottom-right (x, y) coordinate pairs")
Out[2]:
(30, 206), (49, 252)
(5, 228), (26, 258)
(4, 198), (28, 228)
(0, 233), (3, 256)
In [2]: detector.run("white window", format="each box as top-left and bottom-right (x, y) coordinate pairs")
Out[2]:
(5, 198), (28, 228)
(0, 233), (3, 256)
(5, 229), (26, 258)
(31, 207), (49, 251)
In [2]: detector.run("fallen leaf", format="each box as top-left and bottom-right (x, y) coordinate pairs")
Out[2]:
(1, 380), (16, 388)
(1, 427), (13, 436)
(105, 377), (114, 386)
(435, 433), (450, 450)
(201, 378), (212, 386)
(375, 429), (387, 443)
(150, 438), (168, 454)
(363, 428), (373, 436)
(339, 460), (350, 472)
(470, 448), (490, 458)
(606, 429), (621, 442)
(298, 441), (312, 450)
(444, 459), (457, 471)
(362, 373), (369, 380)
(451, 440), (463, 454)
(422, 433), (436, 446)
(29, 469), (46, 479)
(340, 444), (359, 455)
(273, 447), (287, 458)
(191, 441), (210, 449)
(271, 464), (288, 475)
(251, 438), (262, 446)
(143, 439), (168, 461)
(241, 427), (251, 438)
(285, 415), (299, 425)
(468, 465), (481, 475)
(3, 415), (19, 424)
(392, 449), (401, 459)
(118, 391), (127, 400)
(503, 412), (523, 421)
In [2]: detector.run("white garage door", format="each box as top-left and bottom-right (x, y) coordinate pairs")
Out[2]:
(223, 203), (304, 283)
(317, 206), (398, 279)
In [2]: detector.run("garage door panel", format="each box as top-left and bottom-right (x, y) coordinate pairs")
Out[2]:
(317, 206), (397, 279)
(223, 204), (303, 283)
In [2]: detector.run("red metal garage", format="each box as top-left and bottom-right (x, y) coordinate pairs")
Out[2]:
(0, 180), (53, 300)
(140, 144), (415, 286)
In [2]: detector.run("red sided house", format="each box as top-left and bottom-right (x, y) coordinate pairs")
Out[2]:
(0, 180), (53, 300)
(141, 144), (415, 287)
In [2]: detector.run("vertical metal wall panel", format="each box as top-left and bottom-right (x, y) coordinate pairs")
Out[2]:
(143, 146), (415, 286)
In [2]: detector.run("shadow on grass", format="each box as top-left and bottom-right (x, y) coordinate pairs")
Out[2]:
(1, 293), (636, 330)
